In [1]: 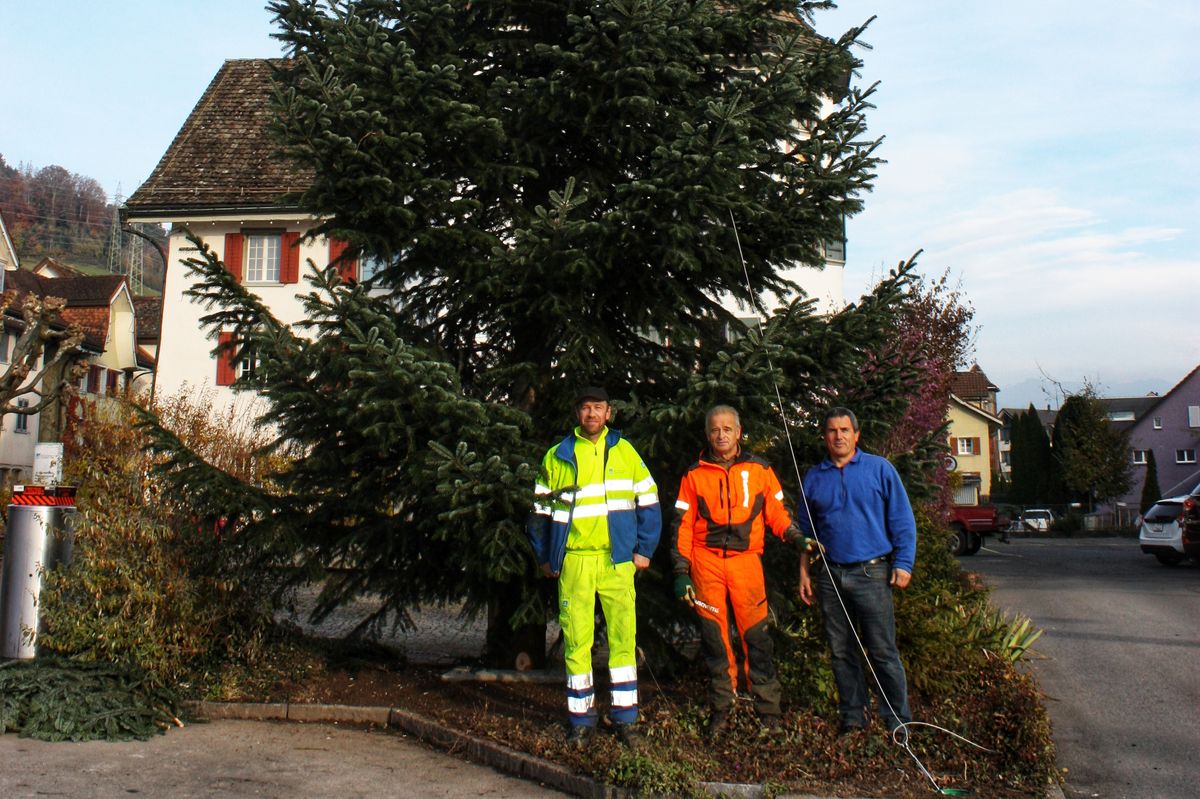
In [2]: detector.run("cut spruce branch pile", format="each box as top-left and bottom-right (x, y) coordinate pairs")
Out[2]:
(0, 658), (183, 742)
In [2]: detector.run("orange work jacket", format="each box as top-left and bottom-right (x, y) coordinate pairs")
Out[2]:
(670, 448), (797, 574)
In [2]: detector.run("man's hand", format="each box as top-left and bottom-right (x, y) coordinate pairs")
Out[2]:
(798, 556), (814, 606)
(633, 553), (651, 571)
(674, 574), (696, 606)
(540, 562), (559, 579)
(890, 568), (911, 589)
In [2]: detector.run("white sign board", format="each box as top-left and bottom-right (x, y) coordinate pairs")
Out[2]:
(32, 442), (64, 486)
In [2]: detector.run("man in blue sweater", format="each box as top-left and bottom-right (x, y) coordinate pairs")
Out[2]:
(798, 407), (916, 736)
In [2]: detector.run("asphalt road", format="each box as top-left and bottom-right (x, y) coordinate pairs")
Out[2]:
(0, 719), (567, 799)
(963, 537), (1200, 799)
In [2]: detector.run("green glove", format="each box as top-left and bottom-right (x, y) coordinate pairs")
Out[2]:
(674, 574), (696, 605)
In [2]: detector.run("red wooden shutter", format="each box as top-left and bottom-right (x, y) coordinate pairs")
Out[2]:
(281, 231), (301, 284)
(224, 233), (244, 281)
(948, 437), (958, 455)
(329, 238), (356, 281)
(216, 332), (237, 386)
(87, 365), (101, 394)
(971, 438), (982, 455)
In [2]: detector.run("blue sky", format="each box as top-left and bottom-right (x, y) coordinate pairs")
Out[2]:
(3, 2), (1196, 408)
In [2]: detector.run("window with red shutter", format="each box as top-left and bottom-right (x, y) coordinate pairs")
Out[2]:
(216, 332), (237, 386)
(86, 365), (101, 395)
(281, 231), (301, 284)
(224, 233), (244, 281)
(329, 238), (356, 281)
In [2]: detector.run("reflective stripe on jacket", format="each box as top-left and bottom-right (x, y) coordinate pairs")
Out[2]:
(528, 427), (661, 574)
(671, 448), (796, 575)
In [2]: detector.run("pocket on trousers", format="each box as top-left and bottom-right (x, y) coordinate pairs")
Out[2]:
(863, 563), (890, 581)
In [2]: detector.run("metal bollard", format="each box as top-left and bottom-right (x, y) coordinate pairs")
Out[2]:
(0, 485), (78, 659)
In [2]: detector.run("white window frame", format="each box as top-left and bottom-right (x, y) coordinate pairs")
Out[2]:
(1131, 450), (1148, 465)
(1176, 449), (1197, 465)
(244, 233), (282, 283)
(359, 254), (386, 282)
(956, 437), (977, 456)
(237, 346), (258, 380)
(1153, 416), (1163, 430)
(1189, 406), (1200, 428)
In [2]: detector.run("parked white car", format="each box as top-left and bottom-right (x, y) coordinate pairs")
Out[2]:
(1018, 508), (1056, 533)
(1138, 496), (1189, 566)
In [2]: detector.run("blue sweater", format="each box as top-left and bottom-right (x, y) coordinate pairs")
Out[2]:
(797, 449), (917, 573)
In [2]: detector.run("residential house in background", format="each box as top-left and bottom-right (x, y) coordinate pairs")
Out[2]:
(122, 59), (372, 407)
(0, 268), (146, 479)
(1098, 394), (1161, 434)
(997, 406), (1057, 480)
(123, 58), (850, 409)
(0, 210), (18, 277)
(947, 365), (1003, 505)
(1114, 365), (1200, 511)
(31, 256), (85, 279)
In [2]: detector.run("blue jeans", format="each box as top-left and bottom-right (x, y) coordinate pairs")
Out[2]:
(815, 560), (911, 730)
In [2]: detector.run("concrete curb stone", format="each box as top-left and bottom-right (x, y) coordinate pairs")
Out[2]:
(187, 701), (1065, 799)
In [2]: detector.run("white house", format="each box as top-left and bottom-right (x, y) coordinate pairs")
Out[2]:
(125, 58), (847, 408)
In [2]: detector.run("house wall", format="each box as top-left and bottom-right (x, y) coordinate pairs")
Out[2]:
(947, 403), (995, 506)
(104, 290), (137, 373)
(152, 215), (325, 406)
(1121, 368), (1200, 505)
(0, 389), (40, 480)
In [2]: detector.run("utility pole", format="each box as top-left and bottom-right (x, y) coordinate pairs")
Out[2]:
(127, 231), (144, 295)
(106, 186), (124, 274)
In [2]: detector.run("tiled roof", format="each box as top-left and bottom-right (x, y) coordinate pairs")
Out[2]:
(5, 269), (125, 306)
(32, 256), (84, 277)
(133, 296), (162, 341)
(950, 365), (998, 399)
(4, 269), (127, 351)
(61, 306), (109, 350)
(125, 59), (312, 213)
(1000, 407), (1058, 429)
(1098, 394), (1164, 432)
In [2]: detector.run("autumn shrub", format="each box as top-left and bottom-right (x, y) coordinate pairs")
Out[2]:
(37, 388), (287, 688)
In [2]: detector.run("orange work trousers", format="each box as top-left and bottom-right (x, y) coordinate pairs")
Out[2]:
(690, 547), (781, 716)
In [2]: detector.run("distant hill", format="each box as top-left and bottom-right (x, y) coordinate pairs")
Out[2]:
(0, 152), (165, 293)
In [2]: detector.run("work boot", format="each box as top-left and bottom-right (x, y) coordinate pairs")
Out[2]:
(567, 725), (593, 751)
(759, 713), (784, 734)
(614, 723), (643, 751)
(709, 709), (731, 737)
(837, 721), (864, 736)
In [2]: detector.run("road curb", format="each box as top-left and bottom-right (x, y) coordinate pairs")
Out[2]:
(188, 701), (627, 798)
(186, 701), (1063, 798)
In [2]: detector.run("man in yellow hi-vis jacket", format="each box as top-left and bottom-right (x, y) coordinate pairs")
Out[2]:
(528, 387), (661, 750)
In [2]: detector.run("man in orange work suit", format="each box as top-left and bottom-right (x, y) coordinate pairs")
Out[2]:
(671, 404), (810, 734)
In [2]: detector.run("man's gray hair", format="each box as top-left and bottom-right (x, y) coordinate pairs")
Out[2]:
(705, 404), (741, 429)
(822, 406), (859, 432)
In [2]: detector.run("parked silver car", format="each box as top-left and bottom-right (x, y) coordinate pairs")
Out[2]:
(1138, 497), (1189, 565)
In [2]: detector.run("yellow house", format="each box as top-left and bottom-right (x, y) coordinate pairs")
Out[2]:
(947, 394), (1003, 506)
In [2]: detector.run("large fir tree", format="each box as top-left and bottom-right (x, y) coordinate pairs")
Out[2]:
(266, 0), (880, 425)
(139, 3), (967, 664)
